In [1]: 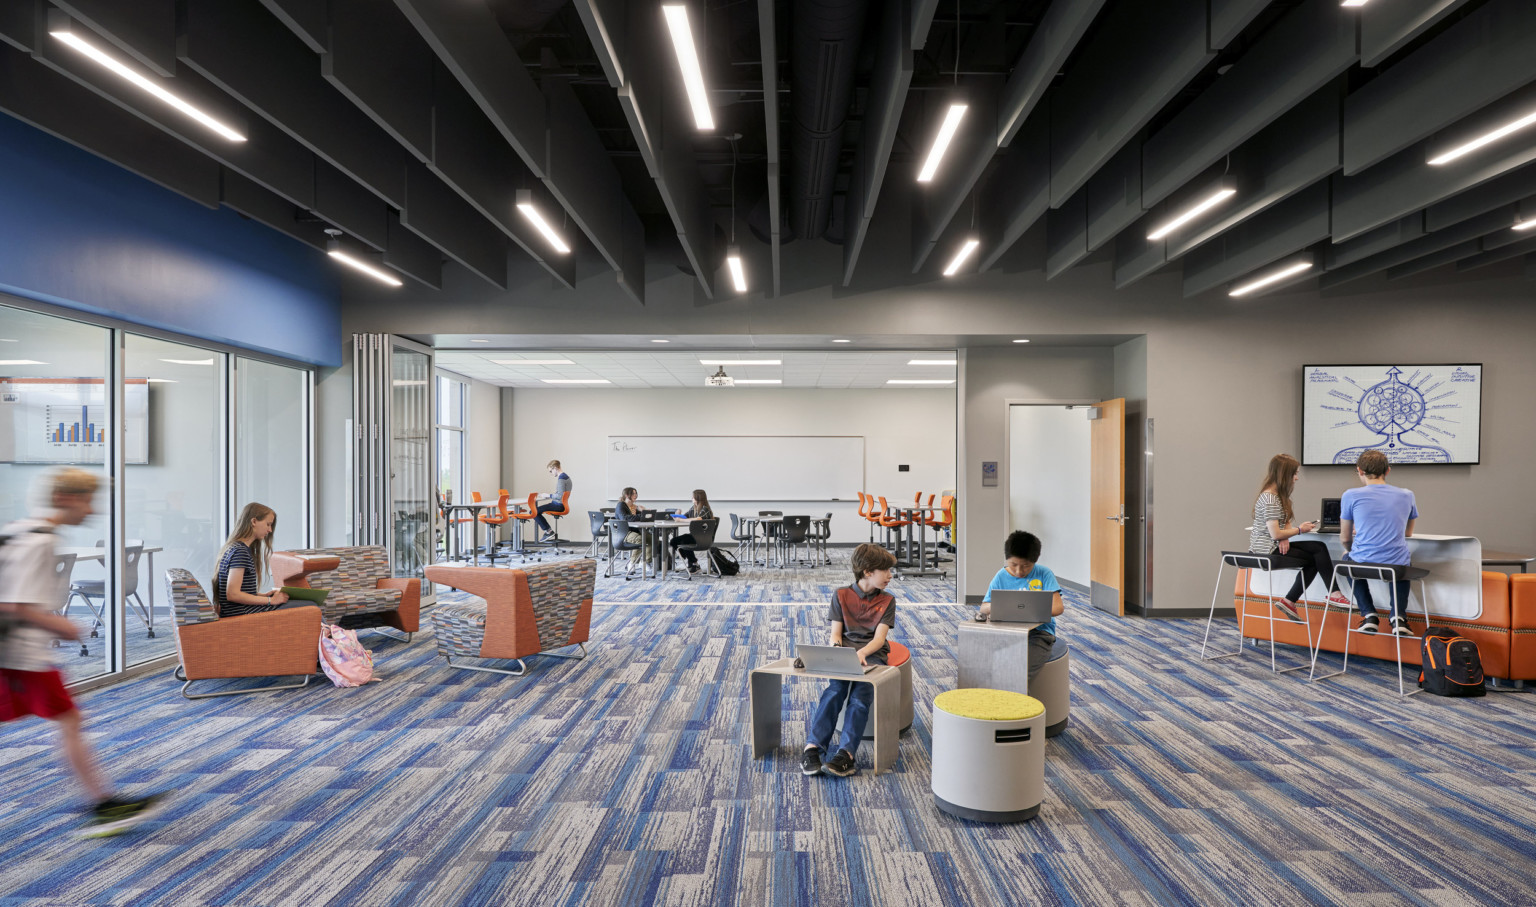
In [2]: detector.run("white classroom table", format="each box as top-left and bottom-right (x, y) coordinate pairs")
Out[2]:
(57, 544), (165, 630)
(1247, 532), (1483, 621)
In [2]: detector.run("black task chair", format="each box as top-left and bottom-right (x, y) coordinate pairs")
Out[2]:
(586, 511), (611, 559)
(728, 513), (754, 562)
(810, 513), (833, 565)
(605, 517), (642, 580)
(677, 518), (721, 580)
(779, 516), (812, 568)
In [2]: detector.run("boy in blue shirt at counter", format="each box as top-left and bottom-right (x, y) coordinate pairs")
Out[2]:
(1340, 449), (1419, 637)
(978, 530), (1068, 682)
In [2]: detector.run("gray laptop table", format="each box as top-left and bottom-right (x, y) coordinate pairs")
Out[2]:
(958, 620), (1042, 695)
(749, 657), (901, 774)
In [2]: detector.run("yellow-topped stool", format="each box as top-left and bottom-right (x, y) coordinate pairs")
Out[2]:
(931, 689), (1045, 823)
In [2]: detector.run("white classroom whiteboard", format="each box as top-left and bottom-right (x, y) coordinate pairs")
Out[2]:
(606, 436), (864, 501)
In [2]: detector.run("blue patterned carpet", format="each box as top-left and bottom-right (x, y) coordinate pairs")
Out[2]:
(3, 590), (1535, 906)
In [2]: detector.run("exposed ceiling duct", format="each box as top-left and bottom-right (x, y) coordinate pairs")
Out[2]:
(788, 0), (870, 242)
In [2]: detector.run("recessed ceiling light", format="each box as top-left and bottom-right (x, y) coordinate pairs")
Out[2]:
(908, 359), (957, 365)
(887, 379), (955, 385)
(1229, 260), (1314, 297)
(733, 379), (782, 385)
(661, 4), (714, 130)
(492, 359), (574, 365)
(470, 339), (489, 343)
(651, 339), (671, 343)
(1427, 108), (1536, 166)
(0, 360), (46, 365)
(942, 238), (981, 277)
(541, 379), (611, 384)
(159, 358), (215, 365)
(1012, 339), (1030, 343)
(0, 339), (17, 342)
(49, 27), (246, 142)
(917, 103), (969, 183)
(699, 359), (781, 366)
(831, 339), (852, 343)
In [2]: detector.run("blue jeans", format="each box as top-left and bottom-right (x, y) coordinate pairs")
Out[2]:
(808, 678), (873, 756)
(533, 503), (564, 533)
(1352, 576), (1411, 618)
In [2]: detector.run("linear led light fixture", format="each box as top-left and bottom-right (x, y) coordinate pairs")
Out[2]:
(492, 359), (574, 365)
(1428, 108), (1536, 166)
(662, 4), (714, 130)
(1146, 182), (1238, 240)
(49, 25), (245, 142)
(733, 379), (782, 384)
(699, 359), (780, 365)
(1229, 259), (1314, 297)
(888, 379), (955, 385)
(942, 237), (981, 276)
(325, 231), (402, 287)
(0, 360), (46, 365)
(159, 358), (215, 365)
(516, 190), (571, 254)
(726, 245), (748, 293)
(831, 339), (852, 343)
(1514, 217), (1536, 232)
(916, 103), (968, 183)
(908, 359), (957, 365)
(1340, 0), (1371, 7)
(541, 379), (610, 384)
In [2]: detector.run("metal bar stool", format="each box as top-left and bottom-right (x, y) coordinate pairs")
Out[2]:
(1310, 561), (1431, 696)
(1201, 550), (1316, 674)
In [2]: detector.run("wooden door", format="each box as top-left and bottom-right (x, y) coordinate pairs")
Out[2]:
(1090, 397), (1126, 615)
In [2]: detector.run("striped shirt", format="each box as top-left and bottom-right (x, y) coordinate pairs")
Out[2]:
(214, 541), (266, 616)
(1249, 492), (1286, 555)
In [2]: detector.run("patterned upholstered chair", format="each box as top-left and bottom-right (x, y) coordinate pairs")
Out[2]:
(423, 559), (595, 676)
(270, 546), (421, 638)
(166, 568), (321, 699)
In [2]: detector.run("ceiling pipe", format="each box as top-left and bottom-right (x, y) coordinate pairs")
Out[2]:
(788, 0), (870, 241)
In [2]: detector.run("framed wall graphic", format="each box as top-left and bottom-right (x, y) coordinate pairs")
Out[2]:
(1301, 364), (1481, 466)
(0, 378), (150, 465)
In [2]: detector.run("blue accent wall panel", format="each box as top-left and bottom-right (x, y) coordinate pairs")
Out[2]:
(0, 115), (341, 366)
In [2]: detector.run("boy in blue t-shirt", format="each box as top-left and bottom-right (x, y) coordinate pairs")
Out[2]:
(978, 530), (1067, 682)
(1340, 449), (1419, 637)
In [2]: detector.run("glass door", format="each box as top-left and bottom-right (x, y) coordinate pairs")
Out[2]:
(390, 342), (432, 579)
(235, 357), (311, 548)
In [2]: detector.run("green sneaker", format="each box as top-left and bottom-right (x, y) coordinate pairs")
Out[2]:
(79, 791), (171, 839)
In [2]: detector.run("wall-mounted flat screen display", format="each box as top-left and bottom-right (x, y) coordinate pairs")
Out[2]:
(0, 378), (149, 465)
(1302, 364), (1481, 466)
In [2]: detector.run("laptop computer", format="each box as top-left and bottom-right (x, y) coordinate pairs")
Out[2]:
(796, 644), (877, 676)
(1318, 498), (1342, 534)
(638, 509), (664, 522)
(986, 589), (1056, 623)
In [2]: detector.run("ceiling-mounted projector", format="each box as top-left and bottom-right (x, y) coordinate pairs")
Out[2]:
(705, 365), (734, 387)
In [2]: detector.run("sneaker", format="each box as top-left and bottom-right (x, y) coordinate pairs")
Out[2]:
(800, 747), (823, 776)
(80, 791), (171, 839)
(822, 749), (858, 778)
(1327, 590), (1353, 606)
(1358, 614), (1380, 634)
(1273, 599), (1303, 623)
(688, 563), (701, 575)
(1391, 615), (1413, 637)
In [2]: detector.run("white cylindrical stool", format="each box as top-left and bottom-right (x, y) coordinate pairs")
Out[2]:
(1031, 647), (1070, 737)
(931, 689), (1045, 823)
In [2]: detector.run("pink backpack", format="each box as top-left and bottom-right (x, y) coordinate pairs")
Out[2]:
(319, 624), (379, 687)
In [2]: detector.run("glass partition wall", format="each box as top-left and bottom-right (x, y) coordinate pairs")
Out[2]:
(0, 297), (314, 687)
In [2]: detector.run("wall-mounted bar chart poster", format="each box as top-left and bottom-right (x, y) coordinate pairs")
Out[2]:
(0, 378), (149, 464)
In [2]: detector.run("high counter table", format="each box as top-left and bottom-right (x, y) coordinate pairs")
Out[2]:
(1251, 533), (1483, 621)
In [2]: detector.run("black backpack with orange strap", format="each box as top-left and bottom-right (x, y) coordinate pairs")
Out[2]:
(1419, 626), (1486, 697)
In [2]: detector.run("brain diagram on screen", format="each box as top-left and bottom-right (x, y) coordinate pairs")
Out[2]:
(1305, 365), (1480, 465)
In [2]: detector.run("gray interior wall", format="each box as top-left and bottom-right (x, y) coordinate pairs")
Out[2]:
(337, 246), (1536, 615)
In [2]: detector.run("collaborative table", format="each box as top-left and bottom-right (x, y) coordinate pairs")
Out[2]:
(749, 656), (901, 775)
(625, 518), (692, 579)
(1264, 532), (1485, 620)
(957, 619), (1043, 695)
(1482, 550), (1534, 573)
(58, 545), (166, 634)
(441, 500), (496, 564)
(892, 505), (946, 577)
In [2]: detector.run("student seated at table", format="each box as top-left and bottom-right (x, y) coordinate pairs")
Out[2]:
(616, 486), (651, 569)
(977, 530), (1067, 684)
(801, 543), (897, 778)
(533, 459), (572, 542)
(668, 489), (714, 575)
(1340, 449), (1419, 637)
(1248, 453), (1351, 623)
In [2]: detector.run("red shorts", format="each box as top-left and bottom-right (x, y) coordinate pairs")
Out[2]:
(0, 668), (76, 721)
